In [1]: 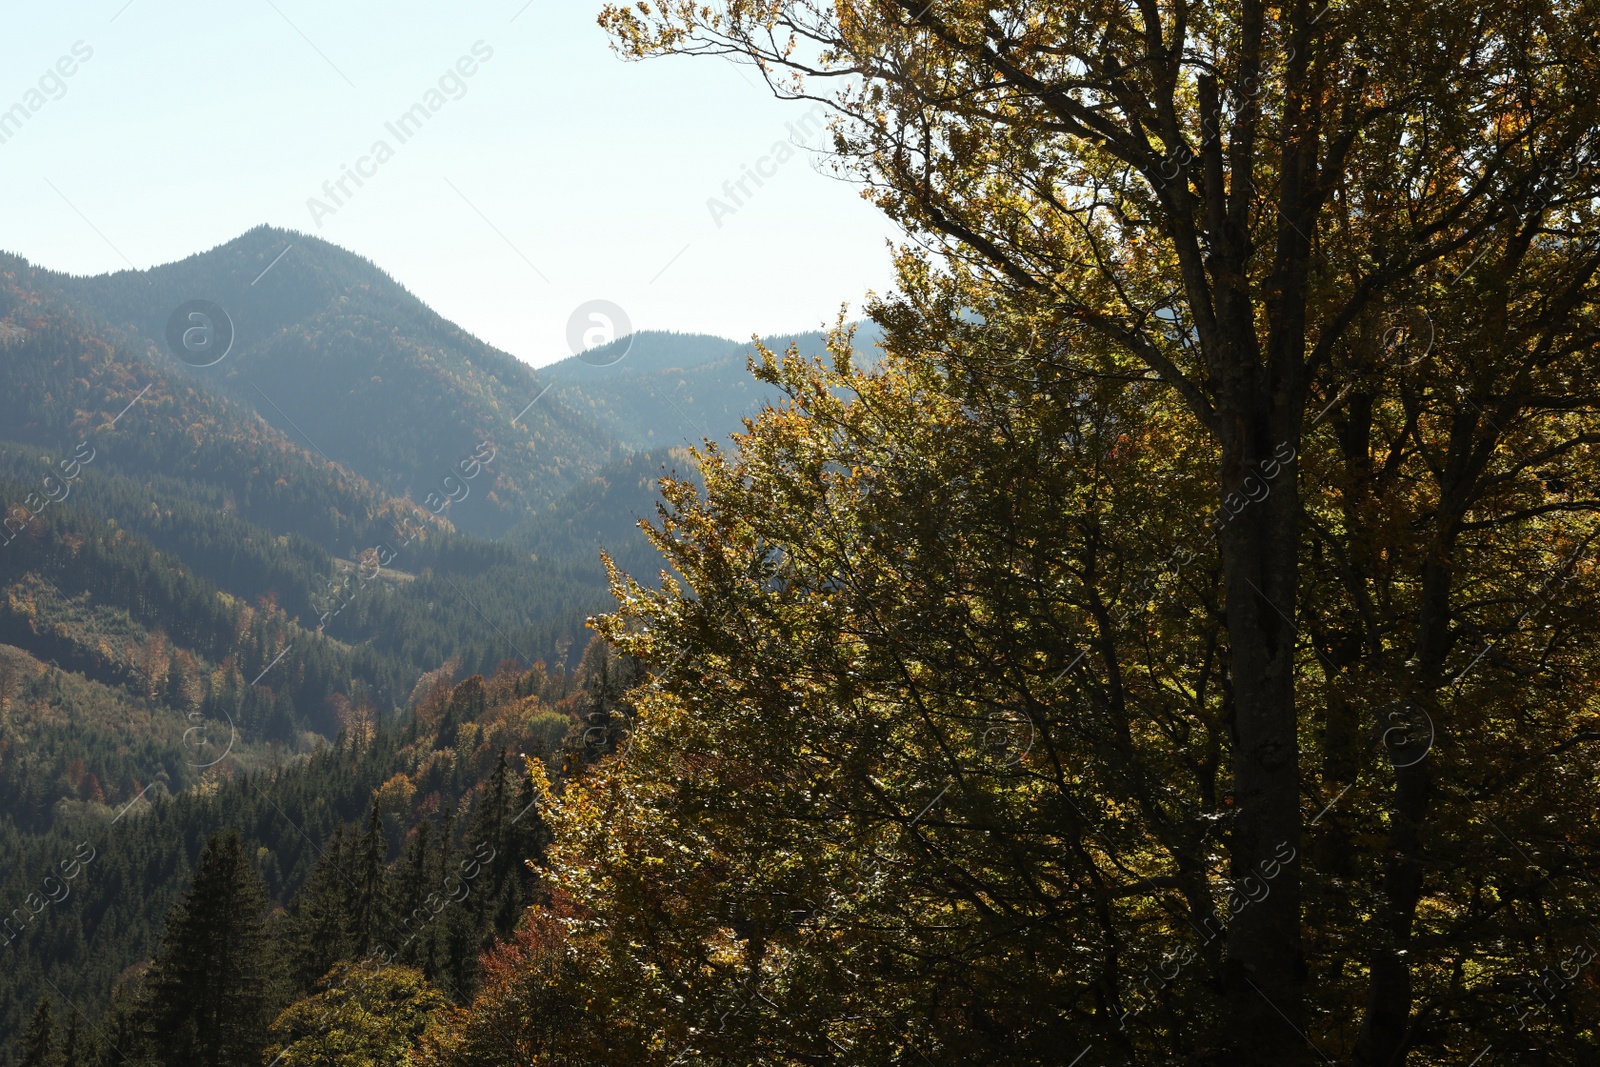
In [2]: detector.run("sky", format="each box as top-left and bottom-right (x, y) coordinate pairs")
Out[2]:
(0, 1), (898, 367)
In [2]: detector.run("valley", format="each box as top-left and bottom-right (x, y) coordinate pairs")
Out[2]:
(0, 226), (846, 1058)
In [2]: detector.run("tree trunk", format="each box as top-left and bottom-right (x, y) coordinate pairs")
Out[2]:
(1217, 426), (1309, 1065)
(1353, 529), (1453, 1063)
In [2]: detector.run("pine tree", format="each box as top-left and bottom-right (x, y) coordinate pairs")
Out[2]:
(143, 829), (277, 1067)
(391, 818), (433, 964)
(19, 997), (58, 1067)
(355, 799), (387, 952)
(58, 1011), (79, 1067)
(287, 825), (357, 994)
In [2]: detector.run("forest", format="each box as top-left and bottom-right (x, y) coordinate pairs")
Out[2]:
(8, 1), (1600, 1065)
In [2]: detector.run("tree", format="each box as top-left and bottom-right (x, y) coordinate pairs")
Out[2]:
(416, 909), (585, 1067)
(58, 1011), (79, 1067)
(596, 2), (1600, 1063)
(566, 636), (648, 766)
(264, 961), (445, 1067)
(467, 749), (520, 940)
(143, 829), (279, 1067)
(19, 997), (58, 1067)
(355, 800), (389, 953)
(438, 677), (487, 752)
(289, 826), (360, 996)
(391, 818), (440, 972)
(548, 341), (1224, 1064)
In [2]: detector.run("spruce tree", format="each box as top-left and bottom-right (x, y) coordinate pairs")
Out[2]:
(467, 749), (514, 937)
(353, 798), (388, 953)
(287, 825), (357, 994)
(19, 997), (58, 1067)
(142, 829), (276, 1067)
(58, 1011), (79, 1067)
(437, 674), (486, 752)
(432, 808), (480, 997)
(390, 818), (432, 963)
(88, 978), (147, 1067)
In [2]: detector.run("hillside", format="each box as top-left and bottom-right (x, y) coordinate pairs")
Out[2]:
(0, 655), (613, 1063)
(19, 227), (624, 540)
(0, 243), (611, 799)
(538, 325), (881, 451)
(506, 447), (701, 581)
(0, 226), (860, 1063)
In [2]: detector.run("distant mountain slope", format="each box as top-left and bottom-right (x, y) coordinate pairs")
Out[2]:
(23, 227), (623, 539)
(506, 447), (700, 583)
(0, 260), (605, 821)
(0, 226), (880, 1060)
(0, 228), (878, 805)
(539, 325), (881, 451)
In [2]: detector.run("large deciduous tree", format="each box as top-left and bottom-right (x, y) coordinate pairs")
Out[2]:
(579, 2), (1600, 1063)
(264, 961), (446, 1067)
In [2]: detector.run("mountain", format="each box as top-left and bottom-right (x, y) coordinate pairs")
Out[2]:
(514, 327), (883, 575)
(506, 447), (700, 582)
(538, 324), (882, 451)
(0, 224), (865, 1061)
(0, 234), (624, 800)
(0, 226), (864, 775)
(22, 226), (624, 540)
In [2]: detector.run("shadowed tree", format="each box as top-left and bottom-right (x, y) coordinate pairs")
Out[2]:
(19, 997), (59, 1067)
(143, 829), (278, 1067)
(592, 3), (1600, 1063)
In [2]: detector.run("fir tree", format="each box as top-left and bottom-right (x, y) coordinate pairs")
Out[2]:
(391, 818), (433, 963)
(19, 997), (58, 1067)
(355, 799), (387, 952)
(468, 750), (512, 932)
(287, 825), (357, 995)
(142, 829), (277, 1067)
(58, 1011), (79, 1067)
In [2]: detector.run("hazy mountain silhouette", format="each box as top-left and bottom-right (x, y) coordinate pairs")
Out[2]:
(28, 226), (622, 539)
(539, 323), (882, 451)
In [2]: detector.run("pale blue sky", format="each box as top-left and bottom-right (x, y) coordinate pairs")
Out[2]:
(0, 1), (896, 366)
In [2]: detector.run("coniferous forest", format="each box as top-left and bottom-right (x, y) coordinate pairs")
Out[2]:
(6, 3), (1600, 1066)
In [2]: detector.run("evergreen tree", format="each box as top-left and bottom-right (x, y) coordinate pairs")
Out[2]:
(142, 829), (277, 1067)
(467, 750), (512, 936)
(568, 637), (645, 764)
(355, 799), (387, 953)
(513, 763), (551, 910)
(58, 1011), (79, 1067)
(287, 825), (357, 995)
(437, 675), (486, 751)
(431, 808), (482, 999)
(19, 997), (57, 1067)
(391, 818), (433, 964)
(86, 977), (146, 1067)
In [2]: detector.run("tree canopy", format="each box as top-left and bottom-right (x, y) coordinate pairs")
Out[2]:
(522, 1), (1600, 1063)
